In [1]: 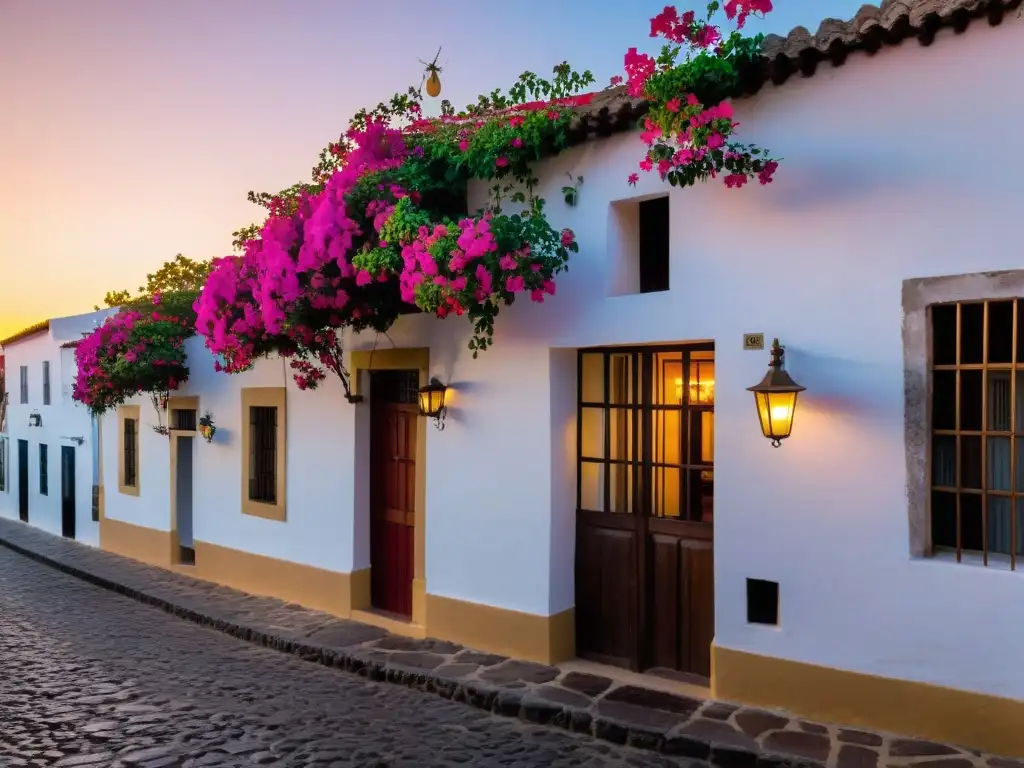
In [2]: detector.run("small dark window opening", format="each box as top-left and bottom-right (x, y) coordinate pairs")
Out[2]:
(42, 361), (50, 405)
(19, 366), (28, 404)
(173, 408), (197, 431)
(39, 444), (48, 496)
(746, 578), (779, 625)
(249, 406), (278, 504)
(638, 196), (670, 294)
(123, 418), (137, 487)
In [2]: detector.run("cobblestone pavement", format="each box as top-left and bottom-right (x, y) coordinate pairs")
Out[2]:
(1, 518), (1020, 767)
(0, 546), (705, 768)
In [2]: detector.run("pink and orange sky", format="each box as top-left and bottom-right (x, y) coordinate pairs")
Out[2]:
(0, 0), (860, 339)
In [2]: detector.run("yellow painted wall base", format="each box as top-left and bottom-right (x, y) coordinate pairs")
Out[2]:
(99, 517), (174, 568)
(425, 594), (574, 665)
(193, 541), (367, 618)
(712, 644), (1024, 757)
(98, 518), (573, 666)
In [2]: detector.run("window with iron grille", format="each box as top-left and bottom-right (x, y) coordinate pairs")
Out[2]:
(19, 366), (27, 404)
(249, 406), (277, 504)
(930, 299), (1024, 568)
(172, 408), (197, 431)
(42, 361), (50, 405)
(123, 418), (138, 488)
(39, 443), (48, 496)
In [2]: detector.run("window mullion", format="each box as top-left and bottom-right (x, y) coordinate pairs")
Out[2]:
(1014, 300), (1019, 571)
(982, 301), (989, 566)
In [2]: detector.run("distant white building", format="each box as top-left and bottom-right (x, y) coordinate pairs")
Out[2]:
(0, 309), (116, 546)
(6, 0), (1024, 756)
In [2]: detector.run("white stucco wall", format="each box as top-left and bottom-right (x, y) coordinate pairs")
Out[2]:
(352, 16), (1024, 698)
(0, 310), (110, 546)
(101, 336), (359, 575)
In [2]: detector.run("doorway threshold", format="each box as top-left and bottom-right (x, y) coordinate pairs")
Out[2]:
(559, 658), (711, 702)
(351, 608), (426, 640)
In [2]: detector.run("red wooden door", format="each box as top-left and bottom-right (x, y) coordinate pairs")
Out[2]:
(369, 371), (418, 617)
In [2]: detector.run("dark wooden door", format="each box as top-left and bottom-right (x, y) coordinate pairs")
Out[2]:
(369, 370), (418, 617)
(17, 439), (28, 522)
(575, 346), (715, 679)
(61, 446), (76, 539)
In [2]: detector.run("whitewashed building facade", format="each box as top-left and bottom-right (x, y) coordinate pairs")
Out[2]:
(0, 309), (115, 546)
(5, 0), (1024, 755)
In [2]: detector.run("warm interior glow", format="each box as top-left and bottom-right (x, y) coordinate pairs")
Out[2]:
(674, 375), (714, 405)
(417, 387), (446, 417)
(690, 379), (715, 404)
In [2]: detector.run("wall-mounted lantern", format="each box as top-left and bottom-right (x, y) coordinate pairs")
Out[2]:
(747, 338), (805, 448)
(60, 436), (85, 446)
(28, 411), (42, 428)
(198, 411), (217, 444)
(417, 377), (448, 431)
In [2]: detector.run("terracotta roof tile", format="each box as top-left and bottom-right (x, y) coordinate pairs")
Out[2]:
(562, 0), (1019, 141)
(0, 321), (50, 348)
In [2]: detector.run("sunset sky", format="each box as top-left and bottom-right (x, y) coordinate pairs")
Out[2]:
(0, 0), (862, 339)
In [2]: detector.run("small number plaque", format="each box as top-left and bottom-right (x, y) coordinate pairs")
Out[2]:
(743, 333), (765, 351)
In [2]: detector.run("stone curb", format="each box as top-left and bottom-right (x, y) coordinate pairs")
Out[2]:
(0, 533), (822, 768)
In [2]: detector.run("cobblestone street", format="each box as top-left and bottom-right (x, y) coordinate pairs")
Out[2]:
(0, 547), (702, 768)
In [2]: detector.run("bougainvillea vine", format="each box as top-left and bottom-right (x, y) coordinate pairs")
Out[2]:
(76, 3), (780, 406)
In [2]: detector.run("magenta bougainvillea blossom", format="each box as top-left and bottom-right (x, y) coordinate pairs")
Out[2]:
(76, 3), (780, 406)
(72, 294), (194, 415)
(624, 1), (780, 190)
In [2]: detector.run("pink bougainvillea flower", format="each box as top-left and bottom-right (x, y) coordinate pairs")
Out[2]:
(560, 229), (575, 247)
(495, 156), (509, 168)
(665, 97), (681, 113)
(758, 161), (779, 185)
(511, 137), (524, 149)
(624, 48), (657, 97)
(627, 173), (640, 186)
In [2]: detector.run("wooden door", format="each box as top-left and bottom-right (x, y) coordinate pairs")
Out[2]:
(18, 439), (28, 522)
(575, 347), (715, 679)
(369, 370), (418, 617)
(61, 446), (76, 539)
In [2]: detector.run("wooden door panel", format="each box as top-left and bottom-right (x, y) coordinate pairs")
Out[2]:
(647, 525), (713, 677)
(575, 520), (637, 667)
(369, 380), (417, 618)
(682, 537), (714, 678)
(649, 531), (682, 670)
